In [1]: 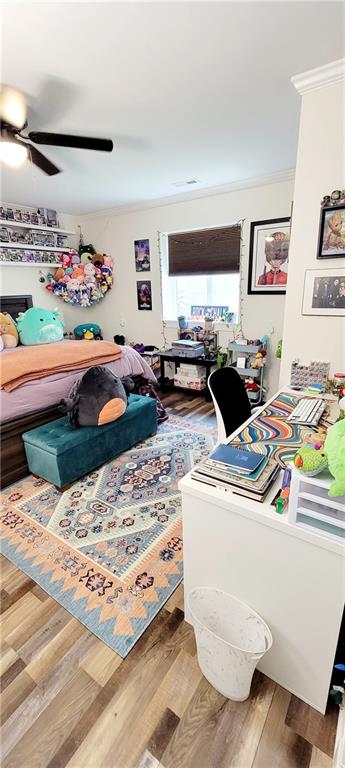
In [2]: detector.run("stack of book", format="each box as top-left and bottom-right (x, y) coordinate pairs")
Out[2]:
(191, 442), (280, 502)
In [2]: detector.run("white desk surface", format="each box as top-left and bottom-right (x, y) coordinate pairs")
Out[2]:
(179, 387), (345, 558)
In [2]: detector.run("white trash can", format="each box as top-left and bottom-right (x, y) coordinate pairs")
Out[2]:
(188, 587), (273, 701)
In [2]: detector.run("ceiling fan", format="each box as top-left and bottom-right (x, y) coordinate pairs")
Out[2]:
(0, 85), (113, 175)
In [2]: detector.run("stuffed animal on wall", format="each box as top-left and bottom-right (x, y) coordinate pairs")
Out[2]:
(16, 307), (64, 346)
(59, 366), (134, 427)
(0, 312), (18, 348)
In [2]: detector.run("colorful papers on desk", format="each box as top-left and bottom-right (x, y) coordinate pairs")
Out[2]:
(191, 392), (317, 502)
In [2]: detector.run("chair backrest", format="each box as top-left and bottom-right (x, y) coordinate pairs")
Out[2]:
(208, 367), (252, 443)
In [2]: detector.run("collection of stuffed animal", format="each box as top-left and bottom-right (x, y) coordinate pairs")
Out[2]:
(45, 245), (113, 306)
(0, 307), (64, 348)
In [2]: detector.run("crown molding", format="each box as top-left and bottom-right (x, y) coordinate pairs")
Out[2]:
(78, 168), (295, 221)
(291, 58), (345, 95)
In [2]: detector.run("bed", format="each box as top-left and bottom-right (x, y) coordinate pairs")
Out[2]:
(0, 295), (157, 488)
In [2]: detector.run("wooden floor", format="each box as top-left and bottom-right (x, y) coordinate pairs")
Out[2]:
(0, 392), (338, 768)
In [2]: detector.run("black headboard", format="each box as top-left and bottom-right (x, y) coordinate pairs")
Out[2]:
(0, 295), (33, 320)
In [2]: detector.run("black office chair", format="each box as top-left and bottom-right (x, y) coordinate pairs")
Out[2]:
(208, 366), (256, 443)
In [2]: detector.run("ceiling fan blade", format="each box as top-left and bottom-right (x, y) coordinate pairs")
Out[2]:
(27, 143), (61, 176)
(28, 131), (113, 152)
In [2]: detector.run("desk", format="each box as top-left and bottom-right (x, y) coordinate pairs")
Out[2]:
(179, 389), (345, 713)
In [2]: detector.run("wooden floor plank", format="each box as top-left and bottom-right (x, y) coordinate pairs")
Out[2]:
(161, 675), (227, 768)
(309, 746), (333, 767)
(285, 694), (338, 758)
(0, 658), (26, 692)
(48, 609), (179, 768)
(1, 631), (96, 759)
(19, 605), (73, 665)
(2, 669), (100, 768)
(79, 637), (122, 686)
(0, 645), (18, 677)
(0, 670), (36, 724)
(67, 610), (186, 768)
(253, 686), (312, 768)
(26, 618), (86, 684)
(0, 592), (41, 639)
(5, 598), (60, 651)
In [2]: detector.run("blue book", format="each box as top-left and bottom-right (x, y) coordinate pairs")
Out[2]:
(208, 443), (265, 474)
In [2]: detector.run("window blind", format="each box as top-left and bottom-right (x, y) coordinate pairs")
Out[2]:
(168, 224), (241, 276)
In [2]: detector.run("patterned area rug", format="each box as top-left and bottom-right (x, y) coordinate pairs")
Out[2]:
(0, 420), (214, 657)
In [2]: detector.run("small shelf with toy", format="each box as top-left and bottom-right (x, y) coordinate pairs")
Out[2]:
(228, 337), (268, 405)
(0, 219), (74, 235)
(0, 261), (61, 268)
(0, 243), (76, 252)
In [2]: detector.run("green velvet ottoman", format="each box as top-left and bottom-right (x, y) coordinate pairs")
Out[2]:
(22, 394), (157, 489)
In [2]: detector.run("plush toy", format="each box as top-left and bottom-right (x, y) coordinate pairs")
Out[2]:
(59, 366), (134, 427)
(324, 419), (345, 497)
(83, 263), (96, 286)
(61, 253), (72, 269)
(16, 307), (64, 345)
(0, 336), (4, 352)
(74, 323), (103, 340)
(0, 312), (18, 348)
(92, 253), (104, 268)
(79, 244), (96, 264)
(294, 444), (328, 476)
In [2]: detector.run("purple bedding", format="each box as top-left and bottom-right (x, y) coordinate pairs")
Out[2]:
(0, 344), (157, 423)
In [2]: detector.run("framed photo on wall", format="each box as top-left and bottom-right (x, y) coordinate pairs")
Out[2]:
(137, 280), (152, 310)
(134, 239), (150, 272)
(248, 217), (290, 295)
(302, 268), (345, 316)
(317, 205), (345, 259)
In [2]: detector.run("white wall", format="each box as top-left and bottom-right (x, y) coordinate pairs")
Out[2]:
(280, 69), (345, 383)
(79, 176), (294, 397)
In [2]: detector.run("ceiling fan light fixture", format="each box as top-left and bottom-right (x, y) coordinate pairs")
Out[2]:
(0, 139), (28, 167)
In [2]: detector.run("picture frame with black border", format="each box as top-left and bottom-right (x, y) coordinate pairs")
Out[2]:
(247, 217), (290, 295)
(302, 268), (345, 316)
(137, 280), (152, 311)
(317, 204), (345, 260)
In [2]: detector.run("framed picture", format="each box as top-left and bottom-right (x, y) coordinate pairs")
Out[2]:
(134, 239), (150, 272)
(317, 204), (345, 259)
(137, 280), (152, 311)
(248, 218), (290, 294)
(302, 268), (345, 316)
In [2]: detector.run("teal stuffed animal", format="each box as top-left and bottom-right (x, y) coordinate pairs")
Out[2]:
(16, 307), (64, 346)
(325, 419), (345, 497)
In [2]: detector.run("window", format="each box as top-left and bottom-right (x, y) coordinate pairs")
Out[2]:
(161, 225), (241, 322)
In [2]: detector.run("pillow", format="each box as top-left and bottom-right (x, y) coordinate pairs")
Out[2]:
(16, 307), (64, 346)
(59, 366), (134, 427)
(0, 312), (19, 348)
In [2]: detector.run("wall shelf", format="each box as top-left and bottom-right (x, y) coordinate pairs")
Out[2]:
(0, 242), (76, 253)
(0, 261), (60, 268)
(0, 219), (75, 235)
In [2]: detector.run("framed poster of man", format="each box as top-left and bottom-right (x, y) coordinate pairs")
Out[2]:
(248, 218), (290, 294)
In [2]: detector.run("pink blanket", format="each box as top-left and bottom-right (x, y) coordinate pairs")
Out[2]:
(0, 345), (157, 423)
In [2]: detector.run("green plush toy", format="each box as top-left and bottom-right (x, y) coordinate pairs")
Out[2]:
(293, 444), (328, 476)
(324, 419), (345, 497)
(16, 307), (64, 346)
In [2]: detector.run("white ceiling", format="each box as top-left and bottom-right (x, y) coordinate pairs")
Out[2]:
(1, 1), (344, 215)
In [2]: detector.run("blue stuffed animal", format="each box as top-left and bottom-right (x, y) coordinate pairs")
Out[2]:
(16, 307), (64, 345)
